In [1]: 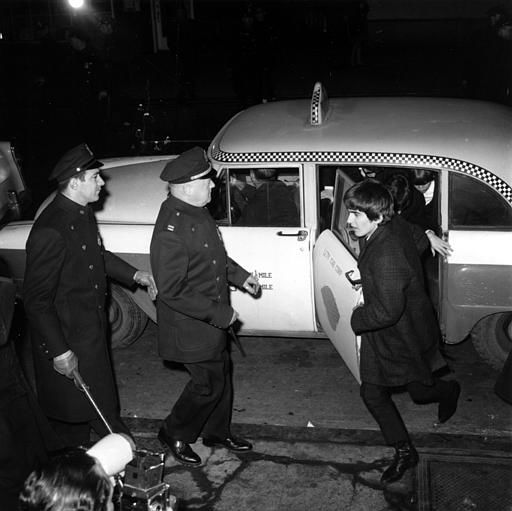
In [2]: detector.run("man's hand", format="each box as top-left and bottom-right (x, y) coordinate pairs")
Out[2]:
(425, 230), (453, 258)
(320, 187), (334, 202)
(229, 310), (239, 326)
(53, 350), (78, 379)
(133, 271), (158, 300)
(242, 274), (261, 296)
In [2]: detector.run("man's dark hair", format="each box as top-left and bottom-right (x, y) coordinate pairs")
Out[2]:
(344, 179), (394, 223)
(58, 172), (87, 192)
(411, 169), (435, 186)
(384, 173), (411, 214)
(253, 168), (277, 181)
(19, 449), (111, 511)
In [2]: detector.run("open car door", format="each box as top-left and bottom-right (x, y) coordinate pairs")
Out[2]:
(313, 169), (362, 383)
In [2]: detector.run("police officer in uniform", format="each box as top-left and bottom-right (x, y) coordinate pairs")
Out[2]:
(24, 144), (157, 448)
(150, 147), (260, 466)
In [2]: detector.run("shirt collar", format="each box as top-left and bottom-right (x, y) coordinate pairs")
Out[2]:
(54, 193), (90, 217)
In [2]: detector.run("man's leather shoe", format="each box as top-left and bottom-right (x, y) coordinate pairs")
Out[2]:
(380, 441), (419, 485)
(202, 435), (253, 452)
(158, 428), (201, 466)
(438, 380), (461, 424)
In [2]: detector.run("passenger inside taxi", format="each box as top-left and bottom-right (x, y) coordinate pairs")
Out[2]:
(318, 170), (336, 232)
(229, 171), (256, 214)
(236, 168), (299, 226)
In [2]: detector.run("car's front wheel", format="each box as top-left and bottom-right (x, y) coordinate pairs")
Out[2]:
(471, 312), (512, 369)
(108, 284), (148, 349)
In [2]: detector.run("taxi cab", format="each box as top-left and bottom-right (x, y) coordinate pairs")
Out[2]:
(0, 83), (511, 377)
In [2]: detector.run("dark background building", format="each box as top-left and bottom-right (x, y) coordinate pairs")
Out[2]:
(0, 0), (510, 207)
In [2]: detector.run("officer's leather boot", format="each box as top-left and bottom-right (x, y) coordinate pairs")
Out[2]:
(380, 441), (419, 485)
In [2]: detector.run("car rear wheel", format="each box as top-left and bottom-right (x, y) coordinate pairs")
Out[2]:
(109, 284), (148, 349)
(471, 312), (512, 369)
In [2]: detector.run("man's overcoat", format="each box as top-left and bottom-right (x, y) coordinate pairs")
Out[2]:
(351, 215), (445, 386)
(150, 195), (249, 363)
(24, 194), (137, 422)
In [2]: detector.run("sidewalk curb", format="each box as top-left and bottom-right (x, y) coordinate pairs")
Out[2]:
(125, 417), (512, 455)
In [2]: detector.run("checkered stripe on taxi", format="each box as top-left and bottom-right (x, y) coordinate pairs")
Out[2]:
(210, 148), (512, 204)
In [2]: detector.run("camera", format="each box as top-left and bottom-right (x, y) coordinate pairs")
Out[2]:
(115, 450), (177, 511)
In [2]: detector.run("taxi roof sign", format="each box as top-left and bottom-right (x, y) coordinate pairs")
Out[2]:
(309, 82), (329, 126)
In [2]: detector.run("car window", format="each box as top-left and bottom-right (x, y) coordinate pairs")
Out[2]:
(449, 172), (512, 229)
(331, 168), (361, 258)
(209, 168), (300, 227)
(324, 164), (445, 257)
(318, 165), (366, 234)
(317, 166), (337, 232)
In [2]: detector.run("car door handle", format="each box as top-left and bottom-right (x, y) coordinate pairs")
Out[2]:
(277, 230), (308, 241)
(345, 270), (362, 288)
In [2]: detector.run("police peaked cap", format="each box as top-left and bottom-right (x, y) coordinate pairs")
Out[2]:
(49, 143), (103, 182)
(160, 146), (215, 183)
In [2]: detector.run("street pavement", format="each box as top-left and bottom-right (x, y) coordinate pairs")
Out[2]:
(113, 322), (512, 510)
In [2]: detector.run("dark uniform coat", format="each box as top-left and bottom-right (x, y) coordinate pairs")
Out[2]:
(23, 194), (137, 422)
(150, 195), (249, 363)
(351, 215), (445, 387)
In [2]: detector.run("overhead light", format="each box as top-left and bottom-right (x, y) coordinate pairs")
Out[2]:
(68, 0), (85, 9)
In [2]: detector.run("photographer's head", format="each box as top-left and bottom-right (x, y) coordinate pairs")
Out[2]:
(19, 450), (113, 511)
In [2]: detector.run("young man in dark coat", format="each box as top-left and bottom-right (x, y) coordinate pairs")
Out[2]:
(23, 143), (157, 448)
(344, 179), (461, 485)
(150, 147), (260, 466)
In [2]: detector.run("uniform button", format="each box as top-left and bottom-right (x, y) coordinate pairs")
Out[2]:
(204, 243), (208, 248)
(216, 276), (220, 281)
(89, 264), (94, 270)
(70, 225), (75, 230)
(176, 212), (180, 216)
(94, 284), (99, 289)
(98, 305), (102, 309)
(191, 227), (195, 232)
(82, 244), (86, 250)
(80, 210), (85, 215)
(212, 260), (216, 265)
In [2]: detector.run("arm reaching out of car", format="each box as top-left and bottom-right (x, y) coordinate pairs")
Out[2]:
(425, 230), (453, 258)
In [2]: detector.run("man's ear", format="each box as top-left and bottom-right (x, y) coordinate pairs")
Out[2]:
(69, 176), (79, 190)
(375, 214), (384, 225)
